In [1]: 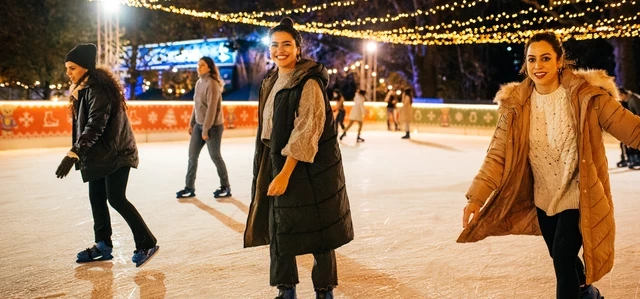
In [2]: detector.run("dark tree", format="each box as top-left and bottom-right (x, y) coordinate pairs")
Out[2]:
(0, 0), (94, 99)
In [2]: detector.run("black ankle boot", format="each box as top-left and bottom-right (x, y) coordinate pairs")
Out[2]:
(275, 285), (296, 299)
(401, 132), (410, 139)
(580, 285), (603, 299)
(315, 288), (334, 299)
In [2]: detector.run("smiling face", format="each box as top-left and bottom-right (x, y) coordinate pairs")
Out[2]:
(269, 31), (300, 72)
(65, 61), (88, 85)
(526, 41), (562, 94)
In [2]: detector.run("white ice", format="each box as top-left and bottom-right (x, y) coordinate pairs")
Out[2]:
(1, 131), (638, 298)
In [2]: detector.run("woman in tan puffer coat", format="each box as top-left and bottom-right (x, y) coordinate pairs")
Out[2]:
(459, 32), (640, 299)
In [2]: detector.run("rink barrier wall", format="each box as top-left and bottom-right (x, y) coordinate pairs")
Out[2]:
(0, 101), (617, 150)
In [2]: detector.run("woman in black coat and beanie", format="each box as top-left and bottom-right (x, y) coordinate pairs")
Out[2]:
(55, 43), (159, 267)
(243, 18), (354, 299)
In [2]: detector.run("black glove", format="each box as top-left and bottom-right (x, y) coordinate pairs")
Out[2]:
(56, 156), (79, 179)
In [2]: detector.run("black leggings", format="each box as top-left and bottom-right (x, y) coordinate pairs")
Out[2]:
(536, 208), (586, 299)
(88, 166), (157, 250)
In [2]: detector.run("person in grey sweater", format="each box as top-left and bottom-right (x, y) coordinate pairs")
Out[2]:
(176, 57), (231, 198)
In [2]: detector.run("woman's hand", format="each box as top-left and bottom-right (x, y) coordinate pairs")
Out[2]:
(268, 156), (298, 197)
(267, 172), (290, 196)
(188, 126), (193, 135)
(202, 134), (209, 141)
(462, 202), (481, 228)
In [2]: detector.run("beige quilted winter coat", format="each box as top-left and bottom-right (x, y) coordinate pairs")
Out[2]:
(457, 69), (640, 284)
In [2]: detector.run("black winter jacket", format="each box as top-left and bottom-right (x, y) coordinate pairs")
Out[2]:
(72, 81), (138, 182)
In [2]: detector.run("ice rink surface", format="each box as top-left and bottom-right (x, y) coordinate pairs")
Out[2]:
(1, 131), (638, 298)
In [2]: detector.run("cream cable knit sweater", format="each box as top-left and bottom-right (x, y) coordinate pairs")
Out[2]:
(529, 86), (580, 216)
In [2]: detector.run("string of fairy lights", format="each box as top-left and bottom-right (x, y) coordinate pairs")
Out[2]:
(242, 0), (490, 28)
(142, 0), (358, 19)
(320, 0), (637, 37)
(3, 0), (637, 91)
(112, 0), (639, 45)
(220, 1), (358, 19)
(138, 0), (491, 27)
(552, 0), (632, 6)
(382, 11), (640, 39)
(384, 25), (640, 46)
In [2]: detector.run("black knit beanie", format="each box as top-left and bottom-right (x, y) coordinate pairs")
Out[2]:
(65, 43), (97, 70)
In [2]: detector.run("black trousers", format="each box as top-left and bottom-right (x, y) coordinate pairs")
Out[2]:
(268, 187), (338, 290)
(335, 109), (345, 131)
(537, 208), (586, 299)
(88, 166), (157, 250)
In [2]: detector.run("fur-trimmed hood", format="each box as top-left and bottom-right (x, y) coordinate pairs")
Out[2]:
(494, 69), (620, 108)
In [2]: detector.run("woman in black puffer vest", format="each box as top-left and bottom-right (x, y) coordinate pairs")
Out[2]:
(243, 18), (354, 299)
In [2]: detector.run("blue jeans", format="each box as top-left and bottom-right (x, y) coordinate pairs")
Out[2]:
(185, 124), (230, 189)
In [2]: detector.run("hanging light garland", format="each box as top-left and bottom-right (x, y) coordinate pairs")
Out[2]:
(381, 11), (639, 37)
(221, 1), (357, 19)
(380, 24), (640, 45)
(552, 0), (635, 6)
(135, 0), (492, 28)
(324, 0), (635, 36)
(256, 0), (491, 29)
(118, 0), (359, 18)
(112, 0), (639, 45)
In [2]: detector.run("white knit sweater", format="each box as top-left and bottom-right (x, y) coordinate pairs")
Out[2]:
(529, 86), (580, 216)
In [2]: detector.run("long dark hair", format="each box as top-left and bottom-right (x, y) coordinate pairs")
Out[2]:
(404, 88), (413, 105)
(69, 67), (126, 116)
(200, 56), (224, 86)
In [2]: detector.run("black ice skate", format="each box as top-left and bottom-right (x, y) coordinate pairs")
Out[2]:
(616, 159), (628, 167)
(213, 186), (232, 198)
(176, 187), (195, 198)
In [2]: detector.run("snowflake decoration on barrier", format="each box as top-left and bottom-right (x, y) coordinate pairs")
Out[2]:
(148, 111), (158, 124)
(19, 112), (34, 128)
(427, 111), (436, 121)
(180, 111), (191, 123)
(455, 112), (464, 122)
(483, 112), (494, 123)
(240, 110), (249, 122)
